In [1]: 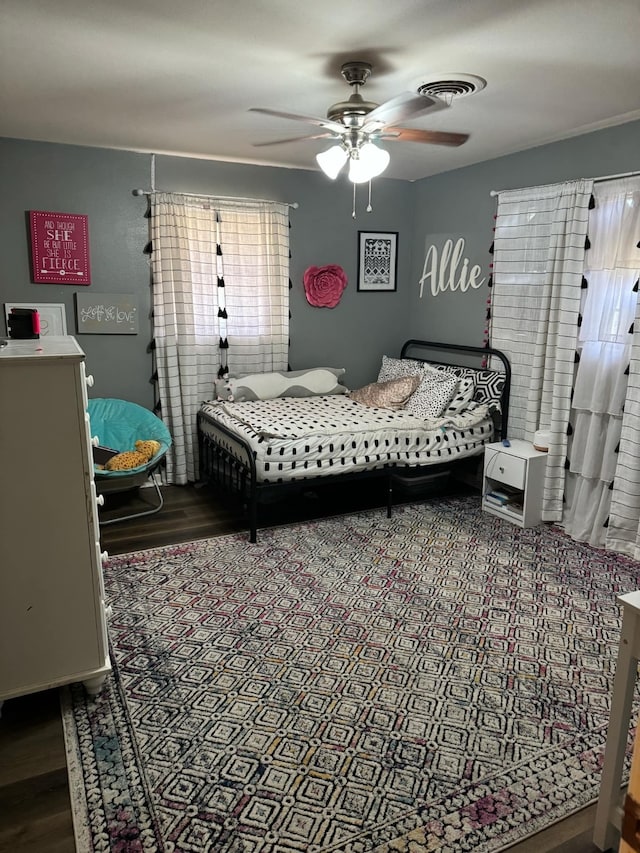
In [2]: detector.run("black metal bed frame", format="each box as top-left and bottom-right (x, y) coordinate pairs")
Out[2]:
(197, 340), (511, 542)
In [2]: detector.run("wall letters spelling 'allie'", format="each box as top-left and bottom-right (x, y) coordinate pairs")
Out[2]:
(419, 237), (485, 298)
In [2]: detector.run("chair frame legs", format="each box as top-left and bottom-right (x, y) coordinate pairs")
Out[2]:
(98, 471), (165, 526)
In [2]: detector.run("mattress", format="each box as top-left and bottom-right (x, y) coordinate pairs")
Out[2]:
(198, 394), (493, 484)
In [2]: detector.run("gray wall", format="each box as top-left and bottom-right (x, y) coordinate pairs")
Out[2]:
(0, 139), (414, 407)
(408, 120), (640, 348)
(1, 121), (638, 408)
(0, 142), (153, 404)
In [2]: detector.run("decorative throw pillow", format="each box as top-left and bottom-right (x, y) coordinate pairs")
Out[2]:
(377, 355), (424, 383)
(349, 375), (420, 409)
(424, 362), (505, 411)
(474, 369), (506, 410)
(420, 362), (476, 415)
(404, 367), (458, 419)
(444, 375), (476, 415)
(216, 367), (347, 402)
(422, 361), (496, 416)
(434, 364), (477, 383)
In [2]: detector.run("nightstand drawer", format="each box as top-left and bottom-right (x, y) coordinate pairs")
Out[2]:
(484, 448), (526, 490)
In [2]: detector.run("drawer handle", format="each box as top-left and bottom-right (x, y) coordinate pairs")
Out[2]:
(91, 435), (100, 447)
(499, 466), (504, 473)
(96, 494), (105, 506)
(100, 550), (109, 563)
(85, 374), (95, 387)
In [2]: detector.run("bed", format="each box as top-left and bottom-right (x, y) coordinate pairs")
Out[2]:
(197, 339), (511, 541)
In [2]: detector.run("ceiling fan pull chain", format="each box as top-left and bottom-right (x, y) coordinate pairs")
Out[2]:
(352, 183), (357, 219)
(367, 180), (373, 213)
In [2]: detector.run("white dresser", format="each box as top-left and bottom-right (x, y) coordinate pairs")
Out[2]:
(0, 336), (110, 705)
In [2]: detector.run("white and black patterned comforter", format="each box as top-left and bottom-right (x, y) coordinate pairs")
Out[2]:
(198, 395), (493, 483)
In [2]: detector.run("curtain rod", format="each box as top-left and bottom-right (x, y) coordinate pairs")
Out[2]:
(489, 169), (640, 197)
(592, 169), (640, 184)
(132, 188), (299, 209)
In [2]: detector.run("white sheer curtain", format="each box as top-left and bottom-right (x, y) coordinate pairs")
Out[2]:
(490, 179), (593, 521)
(563, 177), (640, 548)
(151, 192), (290, 484)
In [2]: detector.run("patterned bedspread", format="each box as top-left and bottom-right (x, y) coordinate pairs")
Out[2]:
(198, 395), (493, 483)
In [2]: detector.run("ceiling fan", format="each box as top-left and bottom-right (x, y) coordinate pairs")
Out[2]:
(250, 61), (469, 183)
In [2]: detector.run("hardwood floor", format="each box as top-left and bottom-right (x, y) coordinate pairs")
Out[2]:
(0, 480), (618, 852)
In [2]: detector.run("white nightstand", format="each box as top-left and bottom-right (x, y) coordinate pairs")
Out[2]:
(482, 439), (547, 528)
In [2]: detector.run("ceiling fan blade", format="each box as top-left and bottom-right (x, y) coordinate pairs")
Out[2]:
(249, 107), (345, 134)
(381, 126), (469, 147)
(252, 132), (337, 148)
(363, 92), (448, 129)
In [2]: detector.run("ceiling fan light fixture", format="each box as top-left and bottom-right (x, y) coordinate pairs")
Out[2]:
(316, 145), (348, 179)
(348, 142), (390, 184)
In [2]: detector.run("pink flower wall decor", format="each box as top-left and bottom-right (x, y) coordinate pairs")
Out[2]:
(303, 264), (348, 308)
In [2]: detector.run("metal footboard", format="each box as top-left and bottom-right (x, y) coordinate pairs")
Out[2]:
(198, 410), (259, 541)
(197, 409), (396, 543)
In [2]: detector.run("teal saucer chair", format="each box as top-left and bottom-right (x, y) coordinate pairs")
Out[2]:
(87, 398), (172, 525)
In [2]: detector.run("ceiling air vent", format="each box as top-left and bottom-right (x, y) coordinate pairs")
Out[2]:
(413, 73), (487, 105)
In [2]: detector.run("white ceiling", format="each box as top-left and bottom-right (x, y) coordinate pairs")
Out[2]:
(2, 0), (639, 182)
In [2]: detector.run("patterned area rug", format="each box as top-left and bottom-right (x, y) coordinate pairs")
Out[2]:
(61, 497), (640, 852)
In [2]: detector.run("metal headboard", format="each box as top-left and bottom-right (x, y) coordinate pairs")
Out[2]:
(399, 339), (511, 440)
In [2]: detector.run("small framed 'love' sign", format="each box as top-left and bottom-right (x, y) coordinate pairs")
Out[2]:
(29, 210), (91, 285)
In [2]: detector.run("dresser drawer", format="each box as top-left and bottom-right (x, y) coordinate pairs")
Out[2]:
(484, 448), (526, 490)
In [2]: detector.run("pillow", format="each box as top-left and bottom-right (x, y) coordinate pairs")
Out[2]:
(473, 369), (506, 410)
(404, 367), (458, 419)
(216, 367), (347, 402)
(444, 375), (476, 415)
(426, 361), (505, 409)
(423, 361), (477, 383)
(377, 355), (423, 383)
(377, 355), (459, 419)
(421, 363), (476, 415)
(350, 375), (420, 410)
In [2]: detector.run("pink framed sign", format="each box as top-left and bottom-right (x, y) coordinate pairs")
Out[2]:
(29, 210), (91, 285)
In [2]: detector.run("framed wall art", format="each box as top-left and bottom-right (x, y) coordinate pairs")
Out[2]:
(75, 292), (138, 334)
(29, 210), (91, 285)
(357, 231), (398, 292)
